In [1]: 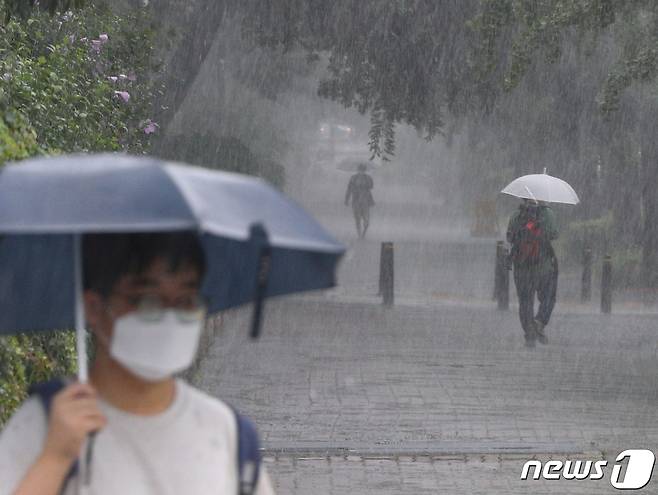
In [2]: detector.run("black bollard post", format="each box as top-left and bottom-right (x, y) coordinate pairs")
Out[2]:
(581, 247), (592, 303)
(378, 244), (384, 296)
(500, 246), (510, 311)
(494, 241), (503, 301)
(601, 255), (612, 314)
(495, 242), (510, 311)
(380, 242), (394, 306)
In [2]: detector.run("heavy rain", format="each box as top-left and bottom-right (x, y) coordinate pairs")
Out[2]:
(1, 1), (658, 494)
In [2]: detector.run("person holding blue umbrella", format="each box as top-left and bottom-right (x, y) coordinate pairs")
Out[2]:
(0, 154), (344, 494)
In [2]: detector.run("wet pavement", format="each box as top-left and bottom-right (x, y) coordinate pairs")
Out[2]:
(262, 452), (625, 494)
(195, 293), (658, 493)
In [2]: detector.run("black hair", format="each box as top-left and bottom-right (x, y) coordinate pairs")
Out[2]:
(83, 232), (205, 296)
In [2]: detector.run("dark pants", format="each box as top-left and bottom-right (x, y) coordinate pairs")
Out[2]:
(513, 262), (558, 337)
(352, 201), (371, 237)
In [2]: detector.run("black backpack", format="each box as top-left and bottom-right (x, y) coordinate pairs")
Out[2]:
(29, 379), (261, 495)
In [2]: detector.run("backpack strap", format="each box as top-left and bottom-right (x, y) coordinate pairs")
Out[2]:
(232, 408), (262, 495)
(29, 378), (78, 491)
(29, 378), (67, 412)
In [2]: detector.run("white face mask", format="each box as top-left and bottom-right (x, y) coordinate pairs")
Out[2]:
(109, 310), (203, 382)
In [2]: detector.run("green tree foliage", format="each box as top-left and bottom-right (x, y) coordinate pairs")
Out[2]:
(0, 110), (40, 161)
(150, 1), (462, 158)
(472, 0), (658, 112)
(0, 332), (77, 425)
(0, 4), (163, 154)
(238, 0), (479, 159)
(2, 0), (87, 22)
(153, 1), (658, 159)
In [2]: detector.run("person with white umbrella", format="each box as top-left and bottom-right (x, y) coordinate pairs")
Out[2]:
(502, 170), (579, 348)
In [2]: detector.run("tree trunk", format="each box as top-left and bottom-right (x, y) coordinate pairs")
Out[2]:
(149, 0), (231, 130)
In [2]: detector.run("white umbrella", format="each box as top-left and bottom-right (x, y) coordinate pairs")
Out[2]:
(501, 171), (580, 205)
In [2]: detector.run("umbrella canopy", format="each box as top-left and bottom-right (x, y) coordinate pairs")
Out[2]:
(0, 154), (344, 345)
(336, 159), (377, 173)
(500, 173), (580, 205)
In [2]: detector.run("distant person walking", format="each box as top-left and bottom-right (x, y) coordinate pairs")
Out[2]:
(507, 199), (559, 347)
(345, 163), (375, 238)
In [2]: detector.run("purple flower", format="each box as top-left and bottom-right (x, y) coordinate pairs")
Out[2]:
(99, 34), (109, 43)
(143, 120), (159, 134)
(127, 72), (137, 82)
(108, 76), (118, 83)
(114, 91), (130, 103)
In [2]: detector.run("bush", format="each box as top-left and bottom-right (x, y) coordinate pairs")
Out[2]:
(0, 332), (76, 425)
(557, 213), (645, 288)
(611, 247), (643, 289)
(0, 110), (41, 161)
(557, 212), (615, 265)
(159, 133), (286, 189)
(0, 4), (162, 155)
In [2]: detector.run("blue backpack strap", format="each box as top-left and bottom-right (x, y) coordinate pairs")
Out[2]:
(232, 408), (262, 495)
(29, 379), (79, 487)
(28, 378), (67, 410)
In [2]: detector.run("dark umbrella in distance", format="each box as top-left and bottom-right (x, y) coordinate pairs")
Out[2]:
(0, 153), (345, 381)
(336, 159), (378, 173)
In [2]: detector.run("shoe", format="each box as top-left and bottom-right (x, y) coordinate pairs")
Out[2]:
(534, 319), (548, 345)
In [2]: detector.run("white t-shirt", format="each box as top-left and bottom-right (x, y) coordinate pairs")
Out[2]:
(0, 380), (274, 495)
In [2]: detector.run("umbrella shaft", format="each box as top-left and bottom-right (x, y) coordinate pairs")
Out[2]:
(74, 234), (88, 382)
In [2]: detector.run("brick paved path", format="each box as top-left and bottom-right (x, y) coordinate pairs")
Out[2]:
(263, 453), (625, 494)
(195, 296), (658, 493)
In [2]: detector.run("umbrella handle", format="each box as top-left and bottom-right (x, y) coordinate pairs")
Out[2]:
(250, 246), (271, 339)
(524, 186), (539, 205)
(74, 234), (94, 494)
(249, 224), (271, 340)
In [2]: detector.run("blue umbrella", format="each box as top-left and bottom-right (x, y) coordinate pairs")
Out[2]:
(0, 153), (344, 380)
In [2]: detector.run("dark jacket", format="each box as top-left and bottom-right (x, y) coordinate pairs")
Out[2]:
(345, 172), (374, 208)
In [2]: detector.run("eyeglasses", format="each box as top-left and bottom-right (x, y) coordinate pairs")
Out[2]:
(110, 292), (207, 323)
